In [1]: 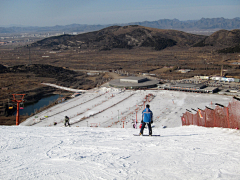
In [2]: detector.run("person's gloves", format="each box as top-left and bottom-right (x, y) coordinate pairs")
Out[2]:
(151, 120), (153, 124)
(141, 120), (143, 123)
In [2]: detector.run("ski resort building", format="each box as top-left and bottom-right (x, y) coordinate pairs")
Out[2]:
(158, 83), (218, 93)
(109, 77), (159, 89)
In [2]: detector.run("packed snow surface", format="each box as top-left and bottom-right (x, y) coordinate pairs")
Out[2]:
(1, 126), (240, 179)
(20, 87), (233, 128)
(1, 87), (240, 179)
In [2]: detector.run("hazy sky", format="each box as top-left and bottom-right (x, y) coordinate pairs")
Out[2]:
(0, 0), (240, 27)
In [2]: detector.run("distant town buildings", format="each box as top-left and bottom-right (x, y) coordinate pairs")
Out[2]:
(0, 32), (81, 46)
(158, 83), (219, 94)
(232, 62), (240, 65)
(194, 76), (239, 83)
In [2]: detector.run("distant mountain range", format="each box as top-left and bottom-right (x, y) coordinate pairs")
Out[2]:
(0, 17), (240, 34)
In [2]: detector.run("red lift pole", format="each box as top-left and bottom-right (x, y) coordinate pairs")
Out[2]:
(12, 94), (25, 126)
(136, 111), (138, 123)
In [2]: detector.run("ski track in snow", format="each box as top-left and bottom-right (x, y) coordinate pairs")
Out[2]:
(1, 87), (240, 179)
(0, 126), (240, 180)
(20, 87), (233, 129)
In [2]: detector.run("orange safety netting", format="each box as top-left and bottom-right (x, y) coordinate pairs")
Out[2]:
(181, 97), (240, 129)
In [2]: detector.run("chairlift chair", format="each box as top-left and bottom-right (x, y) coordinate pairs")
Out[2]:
(20, 102), (24, 109)
(8, 103), (13, 109)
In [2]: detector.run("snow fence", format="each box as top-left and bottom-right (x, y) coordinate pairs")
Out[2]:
(181, 96), (240, 129)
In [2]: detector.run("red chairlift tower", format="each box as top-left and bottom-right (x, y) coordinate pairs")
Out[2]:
(12, 94), (25, 126)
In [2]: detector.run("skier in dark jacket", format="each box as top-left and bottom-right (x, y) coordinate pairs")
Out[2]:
(139, 104), (153, 136)
(64, 116), (70, 127)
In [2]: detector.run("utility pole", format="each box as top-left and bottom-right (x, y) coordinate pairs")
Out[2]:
(12, 94), (25, 125)
(135, 110), (138, 129)
(221, 65), (223, 77)
(118, 110), (119, 121)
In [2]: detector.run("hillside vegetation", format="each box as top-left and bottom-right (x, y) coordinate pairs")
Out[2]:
(31, 25), (206, 51)
(30, 26), (240, 53)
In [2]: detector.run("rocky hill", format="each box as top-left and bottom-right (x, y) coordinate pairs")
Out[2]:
(194, 29), (240, 46)
(30, 25), (206, 51)
(193, 29), (240, 53)
(30, 25), (240, 52)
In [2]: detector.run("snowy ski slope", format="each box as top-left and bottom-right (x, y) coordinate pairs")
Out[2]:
(1, 126), (240, 179)
(1, 87), (240, 179)
(21, 87), (233, 129)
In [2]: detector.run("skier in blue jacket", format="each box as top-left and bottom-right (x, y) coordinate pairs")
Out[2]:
(139, 104), (153, 136)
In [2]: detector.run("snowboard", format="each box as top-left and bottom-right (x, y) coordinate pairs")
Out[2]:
(133, 134), (160, 136)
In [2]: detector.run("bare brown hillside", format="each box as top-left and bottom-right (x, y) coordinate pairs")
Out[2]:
(30, 25), (206, 51)
(194, 29), (240, 47)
